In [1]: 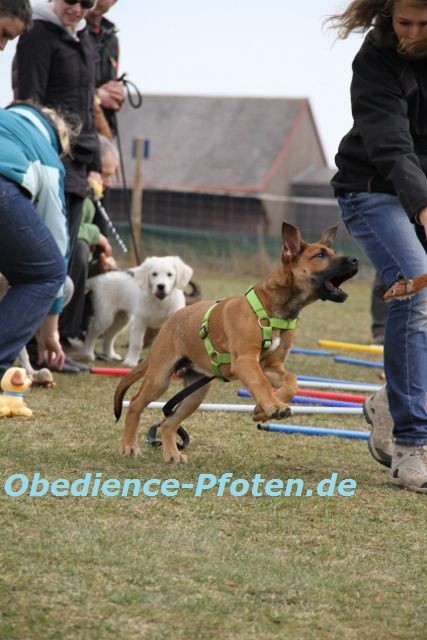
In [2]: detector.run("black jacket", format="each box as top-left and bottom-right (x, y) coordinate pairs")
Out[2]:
(88, 16), (120, 135)
(331, 32), (427, 220)
(14, 19), (101, 197)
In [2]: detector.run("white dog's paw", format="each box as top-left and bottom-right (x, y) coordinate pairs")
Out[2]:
(100, 351), (123, 362)
(78, 350), (96, 362)
(123, 357), (139, 368)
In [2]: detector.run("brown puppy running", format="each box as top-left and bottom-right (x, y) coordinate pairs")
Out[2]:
(114, 222), (358, 464)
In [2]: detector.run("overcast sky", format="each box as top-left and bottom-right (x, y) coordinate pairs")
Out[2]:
(0, 0), (364, 166)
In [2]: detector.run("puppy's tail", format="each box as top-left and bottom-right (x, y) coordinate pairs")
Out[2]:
(113, 359), (149, 421)
(185, 280), (202, 306)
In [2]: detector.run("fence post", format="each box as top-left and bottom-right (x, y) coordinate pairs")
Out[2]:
(131, 137), (144, 263)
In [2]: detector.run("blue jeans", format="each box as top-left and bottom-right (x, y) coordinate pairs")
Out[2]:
(338, 192), (427, 445)
(0, 176), (66, 375)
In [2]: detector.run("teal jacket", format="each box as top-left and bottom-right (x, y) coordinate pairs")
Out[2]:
(0, 103), (68, 313)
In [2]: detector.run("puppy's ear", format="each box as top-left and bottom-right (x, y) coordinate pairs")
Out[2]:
(282, 222), (303, 259)
(170, 257), (193, 289)
(132, 258), (151, 286)
(320, 225), (338, 247)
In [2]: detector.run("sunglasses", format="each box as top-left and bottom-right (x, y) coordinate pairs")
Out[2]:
(63, 0), (96, 9)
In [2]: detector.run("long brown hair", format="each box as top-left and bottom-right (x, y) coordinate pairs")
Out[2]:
(326, 0), (427, 38)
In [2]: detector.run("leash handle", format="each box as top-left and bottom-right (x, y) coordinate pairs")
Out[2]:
(146, 423), (190, 450)
(117, 73), (143, 109)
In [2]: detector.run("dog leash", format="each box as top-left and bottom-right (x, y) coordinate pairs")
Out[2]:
(146, 375), (214, 450)
(162, 375), (215, 417)
(92, 196), (128, 254)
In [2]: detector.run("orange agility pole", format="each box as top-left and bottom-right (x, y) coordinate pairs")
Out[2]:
(91, 367), (131, 376)
(296, 389), (367, 403)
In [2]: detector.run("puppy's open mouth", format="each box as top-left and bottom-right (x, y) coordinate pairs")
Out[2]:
(322, 275), (352, 302)
(155, 291), (167, 300)
(317, 258), (359, 303)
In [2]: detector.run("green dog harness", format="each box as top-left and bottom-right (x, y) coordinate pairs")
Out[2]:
(199, 287), (298, 380)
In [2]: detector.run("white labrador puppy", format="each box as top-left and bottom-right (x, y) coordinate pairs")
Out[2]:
(81, 256), (193, 367)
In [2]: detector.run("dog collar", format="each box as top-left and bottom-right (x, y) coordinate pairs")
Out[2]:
(244, 287), (297, 348)
(2, 391), (24, 398)
(199, 288), (298, 380)
(199, 302), (231, 380)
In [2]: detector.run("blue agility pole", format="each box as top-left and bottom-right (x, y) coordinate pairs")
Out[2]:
(257, 423), (369, 440)
(334, 356), (384, 369)
(290, 348), (333, 356)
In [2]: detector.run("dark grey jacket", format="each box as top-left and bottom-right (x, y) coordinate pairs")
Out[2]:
(331, 31), (427, 220)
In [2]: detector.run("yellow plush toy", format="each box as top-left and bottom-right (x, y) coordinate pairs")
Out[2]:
(0, 367), (33, 418)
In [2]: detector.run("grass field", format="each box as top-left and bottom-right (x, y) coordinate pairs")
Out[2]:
(0, 275), (425, 640)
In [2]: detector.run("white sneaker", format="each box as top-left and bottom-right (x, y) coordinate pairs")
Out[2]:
(363, 386), (394, 468)
(390, 445), (427, 493)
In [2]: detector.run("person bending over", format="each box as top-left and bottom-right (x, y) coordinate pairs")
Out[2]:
(0, 102), (73, 376)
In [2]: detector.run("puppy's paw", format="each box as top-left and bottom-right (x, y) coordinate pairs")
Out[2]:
(270, 404), (292, 420)
(253, 402), (291, 422)
(163, 449), (188, 464)
(252, 404), (269, 422)
(119, 440), (141, 458)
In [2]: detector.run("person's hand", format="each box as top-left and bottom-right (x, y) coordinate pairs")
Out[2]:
(87, 171), (103, 197)
(416, 206), (427, 238)
(98, 252), (118, 272)
(97, 233), (113, 257)
(36, 314), (65, 369)
(97, 81), (125, 111)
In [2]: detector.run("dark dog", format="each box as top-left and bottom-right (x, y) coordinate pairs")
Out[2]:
(114, 222), (358, 464)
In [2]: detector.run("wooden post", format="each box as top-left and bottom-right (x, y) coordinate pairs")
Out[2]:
(130, 137), (144, 264)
